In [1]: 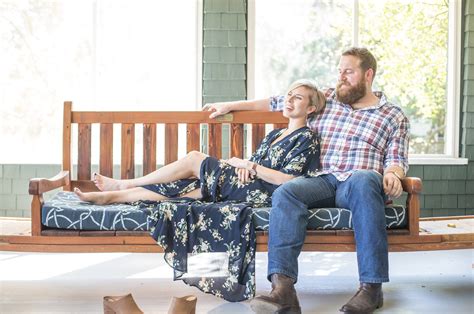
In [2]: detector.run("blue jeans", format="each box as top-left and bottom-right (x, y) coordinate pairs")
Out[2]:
(268, 170), (389, 284)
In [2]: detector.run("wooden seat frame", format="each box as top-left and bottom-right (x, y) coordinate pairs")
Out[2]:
(19, 102), (472, 253)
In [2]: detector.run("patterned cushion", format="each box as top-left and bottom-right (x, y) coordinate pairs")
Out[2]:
(42, 192), (407, 231)
(42, 192), (153, 231)
(252, 205), (407, 231)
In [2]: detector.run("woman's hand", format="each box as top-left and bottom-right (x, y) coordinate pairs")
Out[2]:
(235, 168), (253, 184)
(225, 158), (253, 184)
(225, 157), (250, 169)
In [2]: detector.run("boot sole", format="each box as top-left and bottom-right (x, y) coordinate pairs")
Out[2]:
(250, 298), (301, 314)
(250, 298), (279, 313)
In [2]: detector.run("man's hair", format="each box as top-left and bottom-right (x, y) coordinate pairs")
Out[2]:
(342, 47), (377, 79)
(286, 79), (326, 115)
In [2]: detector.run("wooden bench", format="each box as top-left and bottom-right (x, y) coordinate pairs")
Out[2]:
(25, 101), (436, 253)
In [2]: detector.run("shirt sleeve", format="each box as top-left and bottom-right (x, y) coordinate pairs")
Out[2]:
(280, 132), (321, 176)
(384, 110), (410, 174)
(269, 95), (285, 112)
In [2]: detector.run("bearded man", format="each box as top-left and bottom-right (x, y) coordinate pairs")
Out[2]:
(203, 47), (410, 314)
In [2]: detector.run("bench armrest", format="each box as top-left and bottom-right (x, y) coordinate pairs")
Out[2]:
(401, 177), (422, 194)
(29, 171), (70, 195)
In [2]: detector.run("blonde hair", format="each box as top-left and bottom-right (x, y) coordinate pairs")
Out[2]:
(286, 79), (326, 115)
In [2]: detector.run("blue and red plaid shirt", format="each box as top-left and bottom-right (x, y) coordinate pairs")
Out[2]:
(270, 89), (410, 181)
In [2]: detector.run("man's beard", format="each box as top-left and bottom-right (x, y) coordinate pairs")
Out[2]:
(336, 79), (367, 105)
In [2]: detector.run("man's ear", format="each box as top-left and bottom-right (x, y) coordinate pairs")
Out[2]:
(365, 68), (374, 84)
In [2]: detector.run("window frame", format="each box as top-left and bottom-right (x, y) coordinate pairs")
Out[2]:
(247, 0), (467, 165)
(0, 0), (203, 164)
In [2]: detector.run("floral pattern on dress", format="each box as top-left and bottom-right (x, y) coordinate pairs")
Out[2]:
(142, 126), (320, 302)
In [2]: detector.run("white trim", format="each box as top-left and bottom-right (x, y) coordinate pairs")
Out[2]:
(445, 0), (462, 157)
(247, 0), (256, 100)
(248, 0), (462, 159)
(409, 157), (468, 165)
(196, 0), (203, 109)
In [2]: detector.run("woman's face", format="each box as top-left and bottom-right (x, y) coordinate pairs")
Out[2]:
(283, 86), (315, 119)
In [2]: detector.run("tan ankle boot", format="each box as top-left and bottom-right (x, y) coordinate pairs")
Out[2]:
(250, 274), (301, 314)
(103, 293), (144, 314)
(168, 295), (197, 314)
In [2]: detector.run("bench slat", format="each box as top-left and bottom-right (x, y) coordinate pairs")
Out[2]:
(273, 123), (287, 130)
(252, 123), (265, 154)
(78, 123), (92, 180)
(165, 123), (178, 164)
(186, 123), (200, 153)
(231, 123), (244, 158)
(71, 111), (288, 124)
(100, 123), (113, 178)
(63, 101), (72, 190)
(143, 123), (157, 175)
(121, 124), (135, 179)
(208, 124), (222, 159)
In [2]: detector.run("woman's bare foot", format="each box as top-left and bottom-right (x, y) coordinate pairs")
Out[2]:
(74, 187), (111, 205)
(93, 173), (130, 191)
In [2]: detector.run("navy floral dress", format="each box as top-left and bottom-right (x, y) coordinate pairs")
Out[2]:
(140, 126), (320, 301)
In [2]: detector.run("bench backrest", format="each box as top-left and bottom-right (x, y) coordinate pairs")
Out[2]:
(63, 101), (288, 190)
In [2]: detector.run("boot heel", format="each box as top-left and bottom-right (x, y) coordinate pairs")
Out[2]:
(103, 304), (115, 314)
(168, 295), (197, 314)
(377, 296), (384, 309)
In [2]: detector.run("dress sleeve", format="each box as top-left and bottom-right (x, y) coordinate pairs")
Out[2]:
(280, 131), (320, 176)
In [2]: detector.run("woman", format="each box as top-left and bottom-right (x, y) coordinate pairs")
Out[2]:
(75, 79), (326, 302)
(75, 79), (326, 206)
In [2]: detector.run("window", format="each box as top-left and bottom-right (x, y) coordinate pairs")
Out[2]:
(0, 0), (201, 164)
(249, 0), (462, 160)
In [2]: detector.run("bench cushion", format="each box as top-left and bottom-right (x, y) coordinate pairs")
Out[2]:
(42, 192), (407, 231)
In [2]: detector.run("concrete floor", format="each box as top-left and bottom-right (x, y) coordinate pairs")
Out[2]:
(0, 250), (472, 313)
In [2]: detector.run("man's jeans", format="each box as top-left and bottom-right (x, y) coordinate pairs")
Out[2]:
(268, 170), (389, 284)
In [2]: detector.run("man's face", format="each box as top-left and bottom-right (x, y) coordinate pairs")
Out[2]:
(336, 55), (367, 105)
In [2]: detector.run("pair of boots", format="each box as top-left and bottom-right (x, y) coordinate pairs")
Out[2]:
(250, 274), (383, 314)
(103, 293), (197, 314)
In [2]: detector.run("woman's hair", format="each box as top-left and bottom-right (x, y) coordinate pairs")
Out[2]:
(286, 79), (326, 116)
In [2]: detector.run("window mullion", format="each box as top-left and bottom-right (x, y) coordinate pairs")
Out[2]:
(353, 0), (359, 46)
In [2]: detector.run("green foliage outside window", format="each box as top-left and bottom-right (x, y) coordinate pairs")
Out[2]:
(257, 0), (449, 155)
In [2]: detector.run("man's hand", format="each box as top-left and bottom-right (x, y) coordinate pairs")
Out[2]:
(383, 172), (403, 198)
(202, 102), (232, 119)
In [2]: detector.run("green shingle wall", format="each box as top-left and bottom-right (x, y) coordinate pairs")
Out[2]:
(408, 0), (473, 217)
(202, 0), (247, 106)
(202, 0), (247, 158)
(1, 0), (473, 218)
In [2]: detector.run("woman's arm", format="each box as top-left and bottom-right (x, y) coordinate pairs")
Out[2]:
(202, 98), (271, 119)
(225, 157), (295, 186)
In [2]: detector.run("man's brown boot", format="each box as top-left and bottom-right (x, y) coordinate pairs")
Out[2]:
(339, 283), (383, 314)
(250, 273), (301, 314)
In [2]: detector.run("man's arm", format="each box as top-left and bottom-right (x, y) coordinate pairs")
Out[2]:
(383, 110), (410, 198)
(202, 98), (271, 118)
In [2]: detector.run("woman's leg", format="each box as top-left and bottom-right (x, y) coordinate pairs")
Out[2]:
(74, 186), (203, 205)
(95, 151), (207, 191)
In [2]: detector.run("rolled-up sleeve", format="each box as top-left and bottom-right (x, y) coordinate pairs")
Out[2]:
(384, 112), (410, 174)
(269, 95), (285, 111)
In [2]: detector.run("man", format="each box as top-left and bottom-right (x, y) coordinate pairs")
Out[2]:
(203, 47), (409, 313)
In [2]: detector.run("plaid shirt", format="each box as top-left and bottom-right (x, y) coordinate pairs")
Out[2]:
(270, 89), (409, 181)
